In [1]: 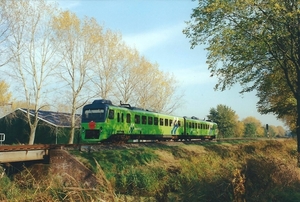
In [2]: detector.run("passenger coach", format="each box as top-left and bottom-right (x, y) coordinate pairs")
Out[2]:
(80, 99), (218, 142)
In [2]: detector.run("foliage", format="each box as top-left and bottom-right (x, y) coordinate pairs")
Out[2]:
(0, 80), (13, 117)
(234, 121), (245, 138)
(256, 71), (297, 124)
(207, 104), (239, 137)
(242, 116), (264, 137)
(52, 11), (103, 144)
(281, 114), (297, 132)
(268, 125), (279, 137)
(244, 123), (256, 137)
(0, 81), (11, 106)
(0, 0), (183, 144)
(92, 28), (122, 100)
(184, 0), (297, 95)
(183, 0), (300, 144)
(3, 0), (60, 145)
(277, 125), (286, 136)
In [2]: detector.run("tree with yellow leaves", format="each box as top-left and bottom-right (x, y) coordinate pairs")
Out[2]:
(114, 46), (142, 104)
(0, 81), (11, 106)
(0, 80), (12, 116)
(91, 29), (123, 100)
(52, 11), (101, 144)
(6, 0), (60, 145)
(242, 116), (264, 137)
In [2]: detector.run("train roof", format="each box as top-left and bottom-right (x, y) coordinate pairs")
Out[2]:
(90, 99), (155, 112)
(88, 99), (216, 123)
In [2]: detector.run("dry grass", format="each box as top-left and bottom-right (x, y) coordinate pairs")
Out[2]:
(1, 139), (300, 201)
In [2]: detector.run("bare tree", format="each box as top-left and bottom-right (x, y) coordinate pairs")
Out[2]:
(149, 71), (183, 114)
(113, 46), (183, 113)
(7, 0), (60, 145)
(0, 0), (15, 67)
(134, 57), (159, 110)
(133, 57), (182, 113)
(52, 11), (100, 144)
(114, 46), (142, 104)
(92, 29), (123, 99)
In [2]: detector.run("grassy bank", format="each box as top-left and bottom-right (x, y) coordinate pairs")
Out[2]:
(1, 139), (300, 201)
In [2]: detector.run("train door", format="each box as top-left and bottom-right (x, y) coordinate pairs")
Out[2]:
(183, 117), (187, 135)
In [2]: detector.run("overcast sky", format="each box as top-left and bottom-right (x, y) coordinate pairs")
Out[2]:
(56, 0), (285, 128)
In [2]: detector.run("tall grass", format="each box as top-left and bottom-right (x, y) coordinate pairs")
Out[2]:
(1, 139), (300, 201)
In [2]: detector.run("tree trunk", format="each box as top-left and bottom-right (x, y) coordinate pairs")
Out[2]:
(68, 108), (76, 144)
(297, 123), (300, 167)
(28, 126), (37, 145)
(69, 125), (75, 144)
(297, 91), (300, 167)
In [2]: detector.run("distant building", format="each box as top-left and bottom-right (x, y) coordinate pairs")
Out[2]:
(0, 108), (81, 145)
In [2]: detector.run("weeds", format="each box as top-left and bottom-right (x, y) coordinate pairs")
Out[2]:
(0, 139), (300, 201)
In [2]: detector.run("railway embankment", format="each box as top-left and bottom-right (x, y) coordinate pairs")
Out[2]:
(49, 149), (99, 188)
(1, 139), (300, 201)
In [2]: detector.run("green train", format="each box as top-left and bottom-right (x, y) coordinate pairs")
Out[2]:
(80, 99), (218, 142)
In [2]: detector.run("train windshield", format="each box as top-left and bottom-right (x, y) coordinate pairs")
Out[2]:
(82, 108), (106, 122)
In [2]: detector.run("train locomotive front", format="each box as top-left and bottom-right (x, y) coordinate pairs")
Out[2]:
(81, 99), (113, 142)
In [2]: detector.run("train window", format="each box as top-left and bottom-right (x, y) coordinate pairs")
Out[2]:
(198, 123), (200, 129)
(135, 115), (140, 124)
(83, 109), (105, 120)
(126, 114), (131, 123)
(160, 118), (164, 126)
(188, 122), (191, 128)
(117, 113), (120, 122)
(200, 124), (203, 129)
(169, 119), (173, 126)
(192, 122), (195, 129)
(142, 116), (147, 124)
(121, 113), (124, 122)
(165, 119), (168, 126)
(178, 121), (181, 126)
(148, 117), (153, 125)
(108, 110), (114, 119)
(154, 117), (158, 125)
